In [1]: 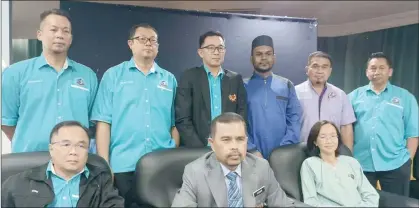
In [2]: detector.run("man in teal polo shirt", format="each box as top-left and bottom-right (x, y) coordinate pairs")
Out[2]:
(349, 52), (418, 196)
(1, 9), (98, 153)
(91, 24), (179, 208)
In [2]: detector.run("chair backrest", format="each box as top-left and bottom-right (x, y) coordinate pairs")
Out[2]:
(268, 142), (352, 200)
(135, 147), (211, 207)
(1, 151), (110, 183)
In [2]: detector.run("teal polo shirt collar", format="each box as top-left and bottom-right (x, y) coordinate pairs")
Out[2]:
(46, 161), (90, 180)
(127, 57), (163, 75)
(34, 53), (75, 71)
(203, 64), (224, 78)
(365, 82), (392, 94)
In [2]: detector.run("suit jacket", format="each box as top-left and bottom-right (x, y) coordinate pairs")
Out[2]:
(171, 152), (295, 207)
(175, 66), (247, 147)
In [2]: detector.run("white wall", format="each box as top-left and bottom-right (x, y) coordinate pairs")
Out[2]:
(2, 0), (12, 154)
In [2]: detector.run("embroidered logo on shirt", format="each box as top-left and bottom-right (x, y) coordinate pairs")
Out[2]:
(157, 80), (172, 92)
(328, 92), (336, 99)
(391, 97), (400, 105)
(159, 80), (168, 88)
(75, 78), (85, 86)
(348, 174), (355, 179)
(229, 94), (237, 102)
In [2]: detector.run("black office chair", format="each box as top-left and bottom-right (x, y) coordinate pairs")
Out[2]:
(269, 143), (419, 207)
(135, 147), (211, 207)
(410, 149), (419, 199)
(1, 151), (110, 183)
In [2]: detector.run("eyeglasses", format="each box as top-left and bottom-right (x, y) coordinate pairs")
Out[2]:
(318, 135), (338, 141)
(200, 45), (226, 53)
(51, 141), (88, 151)
(131, 36), (158, 45)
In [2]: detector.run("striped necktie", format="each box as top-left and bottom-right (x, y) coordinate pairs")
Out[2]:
(226, 171), (243, 207)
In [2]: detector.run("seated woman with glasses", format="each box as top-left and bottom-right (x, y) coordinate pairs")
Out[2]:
(300, 120), (379, 207)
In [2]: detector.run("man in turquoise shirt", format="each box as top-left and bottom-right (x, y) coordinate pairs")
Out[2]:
(349, 52), (418, 197)
(91, 24), (179, 208)
(1, 9), (97, 153)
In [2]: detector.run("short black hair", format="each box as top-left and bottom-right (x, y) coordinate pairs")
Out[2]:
(49, 121), (89, 143)
(199, 31), (224, 48)
(40, 9), (71, 26)
(307, 51), (333, 66)
(128, 23), (158, 40)
(306, 120), (342, 157)
(210, 112), (246, 138)
(367, 52), (392, 68)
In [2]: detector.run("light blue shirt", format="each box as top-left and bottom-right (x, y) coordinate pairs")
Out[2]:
(46, 161), (90, 207)
(349, 82), (419, 172)
(1, 54), (98, 153)
(204, 64), (224, 120)
(91, 58), (177, 173)
(220, 163), (242, 192)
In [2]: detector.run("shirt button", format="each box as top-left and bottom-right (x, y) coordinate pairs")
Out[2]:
(57, 102), (61, 106)
(146, 125), (149, 128)
(57, 89), (60, 92)
(146, 100), (149, 102)
(215, 106), (219, 109)
(371, 148), (375, 151)
(146, 138), (150, 141)
(63, 196), (67, 200)
(58, 116), (62, 120)
(145, 88), (148, 91)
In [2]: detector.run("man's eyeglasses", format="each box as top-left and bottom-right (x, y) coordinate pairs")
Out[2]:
(200, 45), (226, 53)
(131, 36), (158, 45)
(51, 141), (88, 151)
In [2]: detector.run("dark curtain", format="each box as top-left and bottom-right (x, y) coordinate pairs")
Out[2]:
(318, 23), (419, 100)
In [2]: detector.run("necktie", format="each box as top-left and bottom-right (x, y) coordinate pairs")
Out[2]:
(226, 172), (243, 207)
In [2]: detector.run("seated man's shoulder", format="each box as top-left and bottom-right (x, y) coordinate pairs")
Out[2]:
(2, 166), (43, 190)
(246, 153), (271, 171)
(184, 153), (209, 174)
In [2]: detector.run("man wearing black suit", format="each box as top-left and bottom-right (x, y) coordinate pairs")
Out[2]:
(175, 31), (247, 148)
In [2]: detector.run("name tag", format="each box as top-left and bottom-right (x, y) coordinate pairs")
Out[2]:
(70, 84), (89, 92)
(28, 80), (43, 84)
(253, 186), (265, 197)
(157, 85), (173, 92)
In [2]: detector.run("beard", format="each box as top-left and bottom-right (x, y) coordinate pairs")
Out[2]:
(254, 66), (272, 73)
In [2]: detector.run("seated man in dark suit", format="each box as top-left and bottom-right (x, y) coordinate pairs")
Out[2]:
(175, 31), (247, 148)
(172, 112), (302, 207)
(1, 121), (124, 207)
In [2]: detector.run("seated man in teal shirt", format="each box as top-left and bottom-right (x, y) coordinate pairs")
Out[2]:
(91, 24), (179, 208)
(1, 9), (98, 153)
(1, 121), (124, 207)
(349, 52), (419, 197)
